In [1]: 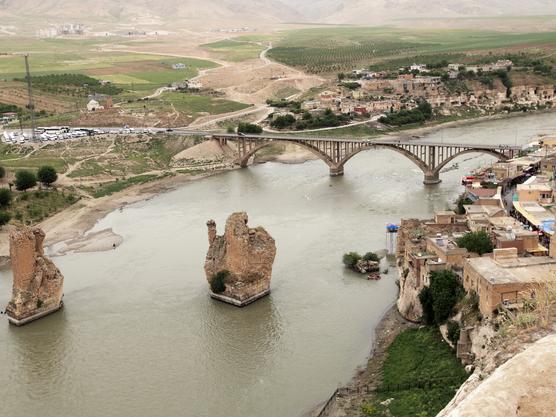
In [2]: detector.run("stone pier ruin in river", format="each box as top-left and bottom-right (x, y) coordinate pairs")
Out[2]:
(5, 227), (64, 326)
(204, 212), (276, 306)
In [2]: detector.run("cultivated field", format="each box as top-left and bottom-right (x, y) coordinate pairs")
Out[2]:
(268, 27), (556, 73)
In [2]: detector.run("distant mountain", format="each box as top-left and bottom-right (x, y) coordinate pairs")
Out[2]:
(1, 0), (556, 29)
(318, 0), (556, 24)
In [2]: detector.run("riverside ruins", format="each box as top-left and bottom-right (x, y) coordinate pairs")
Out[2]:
(204, 212), (276, 306)
(5, 227), (64, 326)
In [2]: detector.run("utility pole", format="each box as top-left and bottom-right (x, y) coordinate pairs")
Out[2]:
(24, 54), (37, 141)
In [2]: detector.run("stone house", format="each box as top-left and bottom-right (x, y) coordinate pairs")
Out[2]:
(516, 183), (554, 205)
(462, 248), (556, 316)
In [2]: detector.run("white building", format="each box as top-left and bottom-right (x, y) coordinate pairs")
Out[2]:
(87, 100), (103, 111)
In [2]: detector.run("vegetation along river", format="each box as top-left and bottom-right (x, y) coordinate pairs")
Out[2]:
(1, 112), (555, 417)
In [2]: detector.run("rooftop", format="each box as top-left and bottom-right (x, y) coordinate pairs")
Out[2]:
(466, 255), (556, 285)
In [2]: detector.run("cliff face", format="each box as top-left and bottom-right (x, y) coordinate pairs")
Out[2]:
(5, 227), (64, 325)
(437, 334), (556, 417)
(205, 212), (276, 306)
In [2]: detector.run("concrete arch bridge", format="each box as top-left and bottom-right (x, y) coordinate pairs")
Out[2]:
(211, 133), (520, 185)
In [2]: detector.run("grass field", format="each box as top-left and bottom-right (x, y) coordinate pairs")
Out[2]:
(0, 37), (218, 90)
(268, 27), (556, 73)
(201, 38), (266, 61)
(124, 92), (251, 116)
(361, 327), (467, 417)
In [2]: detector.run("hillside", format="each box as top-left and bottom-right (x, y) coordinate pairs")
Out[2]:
(2, 0), (556, 30)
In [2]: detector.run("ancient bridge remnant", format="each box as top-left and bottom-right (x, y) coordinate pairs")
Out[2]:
(5, 227), (64, 326)
(211, 134), (519, 185)
(204, 212), (276, 307)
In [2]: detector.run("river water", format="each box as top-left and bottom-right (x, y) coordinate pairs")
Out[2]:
(1, 112), (555, 417)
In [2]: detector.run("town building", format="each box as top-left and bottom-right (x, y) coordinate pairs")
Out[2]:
(462, 248), (556, 316)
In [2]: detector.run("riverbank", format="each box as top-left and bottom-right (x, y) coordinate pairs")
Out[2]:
(0, 168), (235, 266)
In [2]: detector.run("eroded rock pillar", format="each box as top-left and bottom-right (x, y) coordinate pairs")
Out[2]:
(5, 227), (64, 326)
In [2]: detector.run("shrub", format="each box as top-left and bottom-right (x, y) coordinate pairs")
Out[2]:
(37, 165), (58, 186)
(210, 270), (229, 294)
(0, 188), (12, 207)
(363, 252), (380, 262)
(15, 170), (37, 191)
(456, 231), (493, 255)
(447, 321), (461, 346)
(0, 211), (11, 227)
(342, 252), (362, 268)
(237, 122), (263, 134)
(419, 270), (464, 325)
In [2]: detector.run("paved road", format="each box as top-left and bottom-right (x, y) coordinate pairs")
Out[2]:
(3, 126), (522, 151)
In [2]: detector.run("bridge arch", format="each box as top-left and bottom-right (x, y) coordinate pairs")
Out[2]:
(237, 140), (336, 169)
(431, 148), (510, 176)
(336, 143), (430, 175)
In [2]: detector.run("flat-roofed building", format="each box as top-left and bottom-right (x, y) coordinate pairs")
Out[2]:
(517, 183), (553, 205)
(426, 235), (470, 270)
(463, 248), (556, 316)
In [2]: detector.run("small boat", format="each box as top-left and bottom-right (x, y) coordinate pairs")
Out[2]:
(367, 273), (382, 281)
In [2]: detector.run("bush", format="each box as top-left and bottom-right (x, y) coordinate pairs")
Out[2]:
(15, 170), (37, 191)
(210, 270), (229, 294)
(0, 211), (11, 227)
(447, 321), (461, 346)
(363, 252), (380, 262)
(37, 165), (58, 186)
(237, 122), (263, 134)
(342, 252), (362, 268)
(456, 231), (493, 255)
(419, 270), (464, 325)
(0, 188), (12, 207)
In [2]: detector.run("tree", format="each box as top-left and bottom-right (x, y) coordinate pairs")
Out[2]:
(342, 252), (362, 268)
(363, 252), (380, 262)
(0, 211), (11, 228)
(419, 270), (464, 325)
(456, 231), (494, 256)
(210, 270), (229, 294)
(0, 166), (5, 181)
(237, 123), (263, 134)
(447, 321), (461, 346)
(15, 170), (37, 191)
(0, 189), (12, 208)
(37, 165), (58, 186)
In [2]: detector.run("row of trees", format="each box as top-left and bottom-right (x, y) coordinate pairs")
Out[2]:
(379, 100), (433, 126)
(271, 109), (350, 130)
(0, 165), (58, 228)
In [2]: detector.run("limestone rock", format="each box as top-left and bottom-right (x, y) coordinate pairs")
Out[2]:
(204, 212), (276, 306)
(5, 227), (64, 325)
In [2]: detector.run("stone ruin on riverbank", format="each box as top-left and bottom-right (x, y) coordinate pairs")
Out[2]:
(204, 212), (276, 307)
(5, 227), (64, 326)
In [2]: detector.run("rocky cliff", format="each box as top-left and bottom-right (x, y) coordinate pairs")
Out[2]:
(204, 212), (276, 306)
(5, 227), (64, 326)
(437, 334), (556, 417)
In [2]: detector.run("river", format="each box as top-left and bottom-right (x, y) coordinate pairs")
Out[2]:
(0, 112), (555, 417)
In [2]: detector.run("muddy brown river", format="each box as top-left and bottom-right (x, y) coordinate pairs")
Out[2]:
(1, 112), (555, 417)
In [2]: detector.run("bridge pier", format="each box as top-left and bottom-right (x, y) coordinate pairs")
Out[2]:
(330, 166), (344, 176)
(423, 172), (441, 185)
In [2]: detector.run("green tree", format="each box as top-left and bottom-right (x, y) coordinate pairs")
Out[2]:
(363, 252), (380, 262)
(15, 170), (37, 191)
(210, 270), (229, 294)
(456, 231), (493, 255)
(342, 252), (362, 268)
(447, 321), (461, 346)
(0, 211), (11, 228)
(0, 189), (12, 207)
(37, 165), (58, 186)
(419, 270), (464, 325)
(237, 123), (263, 134)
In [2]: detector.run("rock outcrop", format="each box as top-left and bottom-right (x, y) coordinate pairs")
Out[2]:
(204, 212), (276, 306)
(5, 227), (64, 326)
(437, 334), (556, 417)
